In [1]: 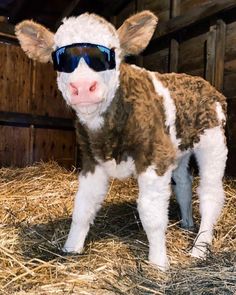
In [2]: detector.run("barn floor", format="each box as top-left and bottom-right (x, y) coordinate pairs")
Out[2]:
(0, 162), (235, 295)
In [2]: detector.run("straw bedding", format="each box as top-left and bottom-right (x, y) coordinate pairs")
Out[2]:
(0, 162), (235, 294)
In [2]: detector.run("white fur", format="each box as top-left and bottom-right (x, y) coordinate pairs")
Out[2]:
(54, 14), (120, 50)
(149, 72), (181, 150)
(54, 14), (122, 130)
(63, 165), (108, 253)
(137, 165), (174, 271)
(100, 157), (136, 179)
(131, 64), (142, 70)
(191, 126), (227, 257)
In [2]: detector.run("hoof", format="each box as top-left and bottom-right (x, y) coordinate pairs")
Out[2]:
(190, 245), (208, 259)
(62, 243), (83, 254)
(149, 254), (170, 272)
(181, 223), (196, 232)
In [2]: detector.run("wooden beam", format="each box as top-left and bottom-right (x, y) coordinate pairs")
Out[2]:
(171, 0), (180, 18)
(205, 25), (217, 84)
(215, 19), (226, 91)
(0, 111), (75, 130)
(169, 38), (179, 72)
(28, 124), (35, 165)
(0, 21), (16, 39)
(154, 0), (236, 40)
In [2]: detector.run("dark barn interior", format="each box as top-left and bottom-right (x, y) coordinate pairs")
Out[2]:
(0, 0), (236, 174)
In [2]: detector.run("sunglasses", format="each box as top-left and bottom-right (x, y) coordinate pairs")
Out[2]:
(52, 43), (116, 73)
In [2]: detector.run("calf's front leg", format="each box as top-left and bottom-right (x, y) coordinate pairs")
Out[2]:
(63, 165), (108, 253)
(137, 166), (173, 271)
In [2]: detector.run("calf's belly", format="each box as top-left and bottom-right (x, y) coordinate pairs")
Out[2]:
(101, 157), (136, 179)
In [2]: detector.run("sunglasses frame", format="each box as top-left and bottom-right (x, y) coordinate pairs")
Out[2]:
(51, 43), (116, 73)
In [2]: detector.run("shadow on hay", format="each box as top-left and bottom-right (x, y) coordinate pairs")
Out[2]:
(17, 198), (184, 262)
(16, 199), (236, 295)
(164, 251), (236, 295)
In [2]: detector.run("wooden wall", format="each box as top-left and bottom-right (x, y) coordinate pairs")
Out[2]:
(114, 0), (236, 176)
(0, 41), (76, 169)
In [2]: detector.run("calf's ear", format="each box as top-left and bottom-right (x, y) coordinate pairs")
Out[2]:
(15, 20), (54, 63)
(117, 10), (158, 56)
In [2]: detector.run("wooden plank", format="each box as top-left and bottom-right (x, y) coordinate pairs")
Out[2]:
(224, 59), (236, 73)
(180, 0), (214, 15)
(154, 0), (236, 40)
(169, 38), (179, 72)
(0, 22), (15, 38)
(171, 0), (180, 18)
(215, 19), (226, 91)
(0, 126), (30, 167)
(205, 25), (217, 84)
(225, 21), (236, 63)
(0, 35), (19, 45)
(0, 43), (33, 113)
(0, 111), (74, 130)
(223, 72), (236, 98)
(28, 124), (35, 165)
(143, 48), (169, 73)
(178, 32), (207, 76)
(34, 128), (76, 168)
(142, 0), (170, 13)
(32, 62), (74, 118)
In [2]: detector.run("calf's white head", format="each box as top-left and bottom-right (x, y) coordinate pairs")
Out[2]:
(15, 11), (157, 129)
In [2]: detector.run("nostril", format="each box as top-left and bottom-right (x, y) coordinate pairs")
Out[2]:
(69, 83), (79, 96)
(89, 81), (97, 92)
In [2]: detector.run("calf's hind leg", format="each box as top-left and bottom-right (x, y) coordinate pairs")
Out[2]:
(191, 126), (227, 258)
(172, 153), (194, 230)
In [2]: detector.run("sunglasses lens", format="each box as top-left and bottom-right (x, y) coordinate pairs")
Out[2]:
(52, 43), (116, 73)
(52, 48), (79, 73)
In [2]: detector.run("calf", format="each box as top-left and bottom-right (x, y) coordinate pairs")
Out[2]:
(15, 11), (228, 271)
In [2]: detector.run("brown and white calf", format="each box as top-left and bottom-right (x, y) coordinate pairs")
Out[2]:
(15, 11), (228, 271)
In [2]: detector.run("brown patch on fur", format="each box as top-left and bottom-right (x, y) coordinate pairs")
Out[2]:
(76, 64), (176, 176)
(117, 11), (158, 57)
(76, 65), (227, 177)
(15, 20), (54, 63)
(156, 73), (227, 150)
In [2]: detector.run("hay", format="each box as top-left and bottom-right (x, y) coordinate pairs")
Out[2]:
(0, 162), (235, 295)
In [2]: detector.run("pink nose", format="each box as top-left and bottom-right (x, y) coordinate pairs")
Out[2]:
(69, 80), (100, 105)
